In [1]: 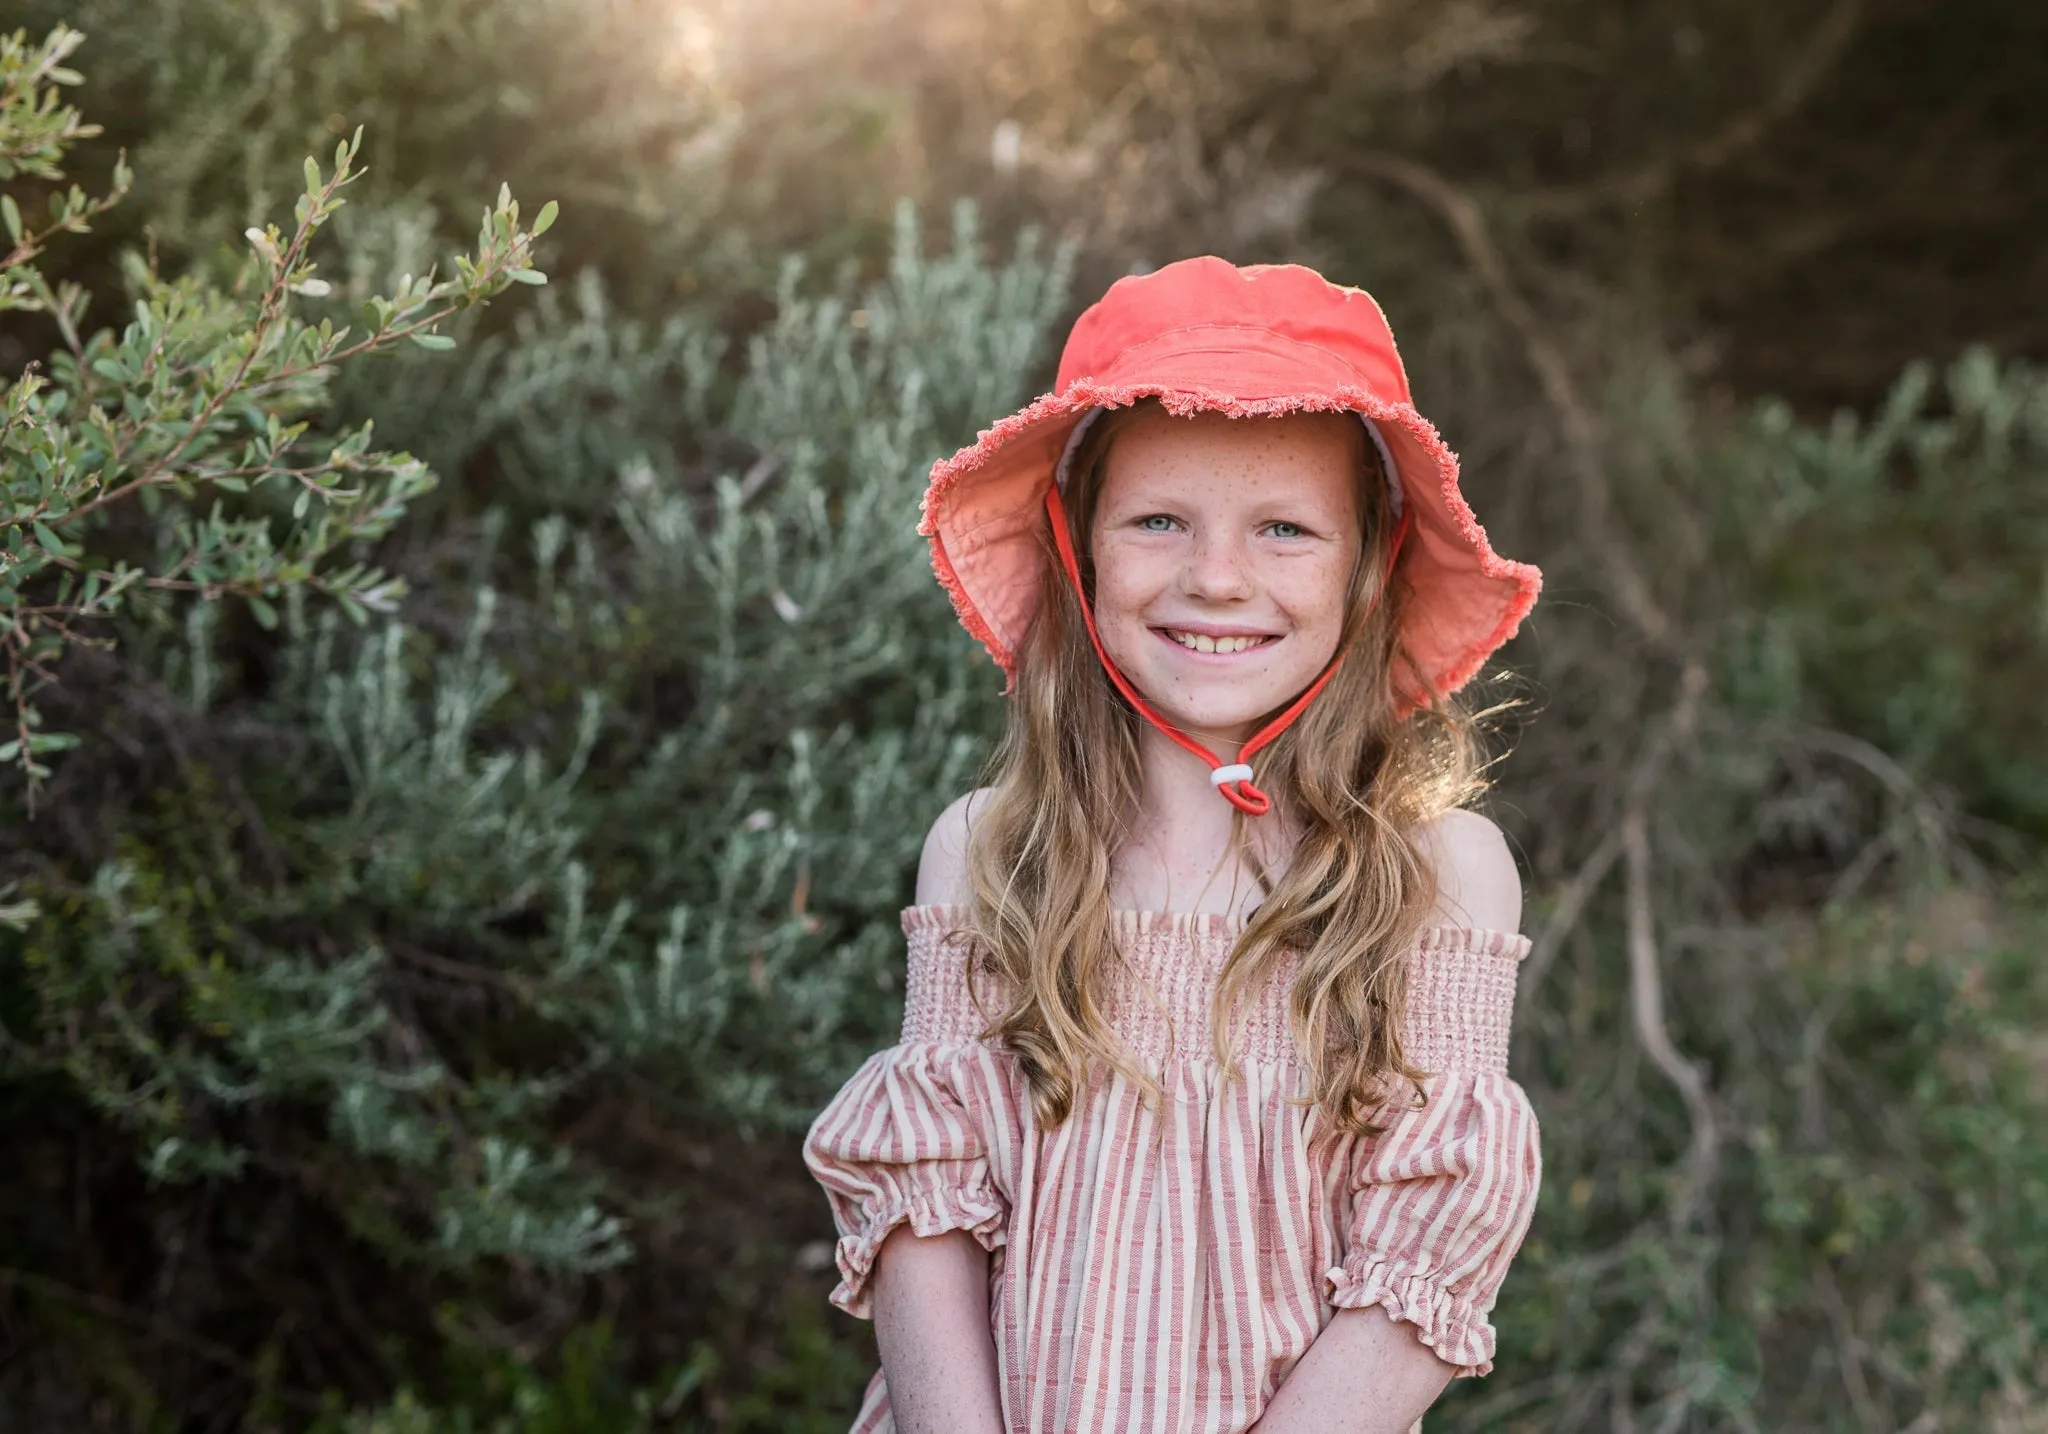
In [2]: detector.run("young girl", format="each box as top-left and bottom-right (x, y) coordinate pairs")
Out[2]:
(804, 257), (1544, 1434)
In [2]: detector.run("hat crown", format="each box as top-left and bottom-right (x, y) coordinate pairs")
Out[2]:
(1054, 257), (1413, 406)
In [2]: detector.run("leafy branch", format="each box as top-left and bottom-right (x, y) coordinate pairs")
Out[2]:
(0, 24), (557, 806)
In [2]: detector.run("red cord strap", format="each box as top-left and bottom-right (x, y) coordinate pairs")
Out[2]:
(1042, 481), (1413, 816)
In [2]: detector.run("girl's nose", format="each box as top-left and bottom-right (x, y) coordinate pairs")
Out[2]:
(1181, 529), (1256, 601)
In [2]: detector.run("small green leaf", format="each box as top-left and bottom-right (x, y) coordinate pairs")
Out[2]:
(1, 195), (19, 244)
(507, 268), (547, 285)
(532, 199), (558, 236)
(407, 332), (456, 352)
(304, 156), (323, 194)
(249, 595), (279, 630)
(32, 520), (69, 556)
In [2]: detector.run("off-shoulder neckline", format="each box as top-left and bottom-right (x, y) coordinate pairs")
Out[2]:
(899, 901), (1532, 958)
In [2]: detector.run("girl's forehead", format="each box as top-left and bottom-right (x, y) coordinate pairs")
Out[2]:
(1101, 409), (1363, 500)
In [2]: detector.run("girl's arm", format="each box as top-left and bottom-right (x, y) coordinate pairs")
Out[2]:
(1249, 1307), (1452, 1433)
(1256, 809), (1527, 1432)
(871, 1225), (1007, 1434)
(869, 792), (1006, 1434)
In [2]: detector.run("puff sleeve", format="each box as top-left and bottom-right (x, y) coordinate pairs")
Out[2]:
(1325, 926), (1542, 1377)
(801, 907), (1013, 1318)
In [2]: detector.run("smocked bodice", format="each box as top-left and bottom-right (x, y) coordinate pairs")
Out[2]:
(900, 903), (1531, 1073)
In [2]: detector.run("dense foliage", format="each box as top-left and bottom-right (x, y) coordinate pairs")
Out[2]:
(0, 24), (553, 801)
(0, 3), (2041, 1431)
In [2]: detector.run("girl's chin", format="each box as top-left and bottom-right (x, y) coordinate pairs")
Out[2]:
(1126, 679), (1310, 741)
(1106, 638), (1327, 734)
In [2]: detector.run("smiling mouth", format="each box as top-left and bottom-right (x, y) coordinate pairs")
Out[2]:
(1153, 627), (1281, 655)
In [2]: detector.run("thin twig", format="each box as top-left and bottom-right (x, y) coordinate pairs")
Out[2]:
(0, 1265), (322, 1410)
(1622, 804), (1719, 1225)
(1523, 663), (1708, 1006)
(385, 935), (528, 995)
(56, 299), (464, 529)
(1349, 151), (1677, 653)
(736, 452), (782, 505)
(1766, 722), (1974, 886)
(1523, 0), (1865, 218)
(1815, 1264), (1891, 1434)
(1521, 827), (1620, 1009)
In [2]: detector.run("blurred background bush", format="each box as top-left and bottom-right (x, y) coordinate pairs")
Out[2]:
(1, 0), (2042, 1429)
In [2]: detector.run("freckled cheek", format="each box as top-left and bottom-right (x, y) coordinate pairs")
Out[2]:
(1089, 545), (1175, 628)
(1267, 561), (1352, 635)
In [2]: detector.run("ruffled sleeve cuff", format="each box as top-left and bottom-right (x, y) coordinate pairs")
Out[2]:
(1325, 1254), (1499, 1376)
(827, 1179), (1009, 1319)
(803, 1031), (1013, 1319)
(1328, 1069), (1539, 1377)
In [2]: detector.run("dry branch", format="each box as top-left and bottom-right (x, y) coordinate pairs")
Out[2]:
(1618, 662), (1718, 1226)
(1522, 0), (1866, 218)
(1623, 807), (1719, 1224)
(1520, 826), (1619, 1008)
(1348, 150), (1678, 653)
(1362, 153), (1730, 1231)
(0, 1265), (322, 1410)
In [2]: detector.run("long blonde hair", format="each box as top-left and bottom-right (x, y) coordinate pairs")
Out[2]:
(958, 400), (1490, 1136)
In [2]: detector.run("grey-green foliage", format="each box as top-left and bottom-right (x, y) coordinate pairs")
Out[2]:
(1429, 348), (2048, 1433)
(0, 24), (554, 795)
(1714, 350), (2048, 836)
(317, 259), (727, 509)
(15, 203), (1071, 1281)
(1460, 890), (2048, 1434)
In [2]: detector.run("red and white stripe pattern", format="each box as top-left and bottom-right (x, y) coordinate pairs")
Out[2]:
(803, 905), (1541, 1434)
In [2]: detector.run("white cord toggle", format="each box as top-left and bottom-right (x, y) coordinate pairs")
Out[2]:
(1210, 763), (1255, 788)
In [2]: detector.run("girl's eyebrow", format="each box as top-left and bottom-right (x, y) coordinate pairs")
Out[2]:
(1102, 495), (1188, 515)
(1109, 493), (1345, 517)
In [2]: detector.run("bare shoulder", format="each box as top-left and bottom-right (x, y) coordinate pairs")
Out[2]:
(914, 786), (995, 907)
(1415, 808), (1524, 935)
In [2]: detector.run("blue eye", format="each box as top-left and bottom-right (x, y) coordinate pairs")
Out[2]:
(1267, 521), (1303, 539)
(1139, 515), (1176, 532)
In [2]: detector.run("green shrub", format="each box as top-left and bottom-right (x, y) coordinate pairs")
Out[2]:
(0, 23), (552, 800)
(1431, 349), (2048, 1432)
(1715, 351), (2048, 839)
(1452, 887), (2048, 1433)
(3, 52), (1069, 1401)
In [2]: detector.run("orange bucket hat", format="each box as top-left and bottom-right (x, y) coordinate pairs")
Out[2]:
(919, 256), (1541, 814)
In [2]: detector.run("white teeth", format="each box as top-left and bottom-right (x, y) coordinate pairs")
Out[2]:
(1168, 631), (1267, 654)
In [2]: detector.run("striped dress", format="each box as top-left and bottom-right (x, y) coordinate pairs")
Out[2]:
(802, 904), (1541, 1434)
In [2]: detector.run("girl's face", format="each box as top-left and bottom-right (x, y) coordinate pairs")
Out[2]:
(1089, 408), (1364, 749)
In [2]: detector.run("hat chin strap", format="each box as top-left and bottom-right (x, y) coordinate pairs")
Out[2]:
(1041, 483), (1413, 817)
